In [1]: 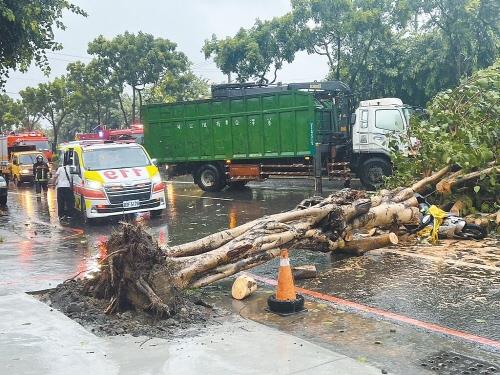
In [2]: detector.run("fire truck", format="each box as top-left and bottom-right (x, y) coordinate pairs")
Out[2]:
(6, 131), (53, 161)
(76, 124), (144, 144)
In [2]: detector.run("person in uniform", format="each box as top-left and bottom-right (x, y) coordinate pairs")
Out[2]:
(33, 155), (50, 195)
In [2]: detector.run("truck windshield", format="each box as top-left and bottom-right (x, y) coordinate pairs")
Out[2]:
(27, 140), (50, 150)
(19, 154), (43, 164)
(375, 109), (405, 132)
(83, 147), (151, 171)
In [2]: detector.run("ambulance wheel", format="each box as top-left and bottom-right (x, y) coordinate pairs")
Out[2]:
(150, 209), (163, 218)
(195, 164), (226, 192)
(80, 197), (93, 225)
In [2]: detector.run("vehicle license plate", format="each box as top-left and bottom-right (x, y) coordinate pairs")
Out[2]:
(123, 200), (140, 208)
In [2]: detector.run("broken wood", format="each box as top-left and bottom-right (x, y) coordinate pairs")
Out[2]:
(339, 233), (399, 256)
(231, 275), (257, 300)
(83, 166), (493, 317)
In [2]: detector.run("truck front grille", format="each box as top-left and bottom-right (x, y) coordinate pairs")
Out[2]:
(104, 182), (152, 204)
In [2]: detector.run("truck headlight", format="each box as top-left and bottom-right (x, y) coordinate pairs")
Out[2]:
(86, 180), (103, 190)
(151, 173), (162, 184)
(21, 169), (30, 174)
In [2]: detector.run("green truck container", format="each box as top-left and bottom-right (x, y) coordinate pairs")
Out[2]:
(142, 82), (353, 191)
(142, 90), (322, 162)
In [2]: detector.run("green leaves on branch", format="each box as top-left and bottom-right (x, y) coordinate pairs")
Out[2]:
(387, 60), (500, 200)
(203, 14), (304, 83)
(0, 0), (86, 88)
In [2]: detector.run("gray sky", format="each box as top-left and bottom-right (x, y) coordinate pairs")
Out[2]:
(5, 0), (328, 98)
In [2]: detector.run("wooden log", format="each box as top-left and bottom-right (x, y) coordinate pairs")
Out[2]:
(438, 166), (499, 194)
(231, 275), (257, 300)
(392, 165), (450, 203)
(292, 265), (317, 280)
(339, 233), (399, 256)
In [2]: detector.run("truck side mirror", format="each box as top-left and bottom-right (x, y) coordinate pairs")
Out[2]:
(350, 113), (356, 125)
(151, 158), (158, 166)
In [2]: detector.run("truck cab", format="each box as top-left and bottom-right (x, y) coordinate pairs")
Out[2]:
(10, 151), (48, 186)
(58, 141), (166, 222)
(350, 98), (410, 189)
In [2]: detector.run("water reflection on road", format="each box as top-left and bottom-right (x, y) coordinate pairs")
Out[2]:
(0, 182), (308, 295)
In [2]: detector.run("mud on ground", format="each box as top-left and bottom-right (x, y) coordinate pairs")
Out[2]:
(38, 280), (229, 339)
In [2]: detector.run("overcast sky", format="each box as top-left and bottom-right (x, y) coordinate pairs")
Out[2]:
(5, 0), (329, 98)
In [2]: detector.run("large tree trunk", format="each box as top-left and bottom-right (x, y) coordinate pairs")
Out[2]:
(84, 166), (486, 317)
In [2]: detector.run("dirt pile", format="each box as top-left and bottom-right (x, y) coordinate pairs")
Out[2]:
(39, 280), (227, 338)
(38, 223), (228, 339)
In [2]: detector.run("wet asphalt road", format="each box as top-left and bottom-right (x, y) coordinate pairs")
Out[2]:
(1, 178), (499, 370)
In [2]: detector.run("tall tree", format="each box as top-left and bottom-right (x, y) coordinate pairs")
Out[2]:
(0, 0), (86, 88)
(87, 32), (190, 124)
(203, 14), (304, 83)
(66, 60), (118, 131)
(144, 71), (209, 104)
(0, 94), (41, 131)
(20, 76), (76, 148)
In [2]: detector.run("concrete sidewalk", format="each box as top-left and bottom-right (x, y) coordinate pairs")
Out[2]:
(0, 293), (385, 375)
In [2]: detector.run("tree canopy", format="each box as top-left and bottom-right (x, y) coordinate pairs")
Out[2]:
(387, 59), (499, 212)
(0, 0), (86, 88)
(88, 32), (191, 122)
(204, 0), (499, 106)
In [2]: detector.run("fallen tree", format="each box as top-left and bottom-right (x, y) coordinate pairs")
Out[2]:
(83, 165), (473, 317)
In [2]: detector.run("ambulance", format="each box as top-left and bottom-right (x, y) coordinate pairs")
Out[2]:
(57, 140), (166, 222)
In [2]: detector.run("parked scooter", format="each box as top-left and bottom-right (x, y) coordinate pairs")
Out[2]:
(414, 194), (486, 240)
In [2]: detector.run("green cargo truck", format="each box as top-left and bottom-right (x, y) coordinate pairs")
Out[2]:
(142, 81), (410, 191)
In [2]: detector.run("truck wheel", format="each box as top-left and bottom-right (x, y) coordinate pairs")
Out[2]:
(359, 158), (392, 190)
(195, 164), (226, 192)
(0, 196), (6, 206)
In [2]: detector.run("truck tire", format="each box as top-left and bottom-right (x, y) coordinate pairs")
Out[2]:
(359, 157), (392, 190)
(195, 164), (226, 192)
(0, 196), (6, 206)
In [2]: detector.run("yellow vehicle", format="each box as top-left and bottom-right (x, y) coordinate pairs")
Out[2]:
(10, 151), (49, 186)
(57, 141), (166, 222)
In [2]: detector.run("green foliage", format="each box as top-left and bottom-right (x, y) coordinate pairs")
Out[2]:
(203, 0), (498, 106)
(203, 14), (304, 83)
(19, 76), (77, 147)
(88, 32), (190, 122)
(66, 60), (119, 129)
(0, 93), (41, 131)
(0, 0), (86, 88)
(387, 60), (500, 207)
(144, 71), (209, 104)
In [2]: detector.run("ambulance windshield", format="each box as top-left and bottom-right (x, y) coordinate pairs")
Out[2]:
(83, 147), (151, 171)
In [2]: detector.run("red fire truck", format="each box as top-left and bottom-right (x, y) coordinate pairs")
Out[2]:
(6, 131), (53, 161)
(76, 124), (144, 144)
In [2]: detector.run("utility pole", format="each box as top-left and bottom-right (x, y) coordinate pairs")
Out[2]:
(314, 142), (323, 196)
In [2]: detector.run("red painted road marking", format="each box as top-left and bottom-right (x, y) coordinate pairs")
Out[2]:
(248, 273), (500, 350)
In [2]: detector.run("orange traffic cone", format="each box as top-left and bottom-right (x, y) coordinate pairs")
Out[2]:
(267, 249), (305, 315)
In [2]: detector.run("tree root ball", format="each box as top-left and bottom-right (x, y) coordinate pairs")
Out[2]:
(84, 223), (181, 317)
